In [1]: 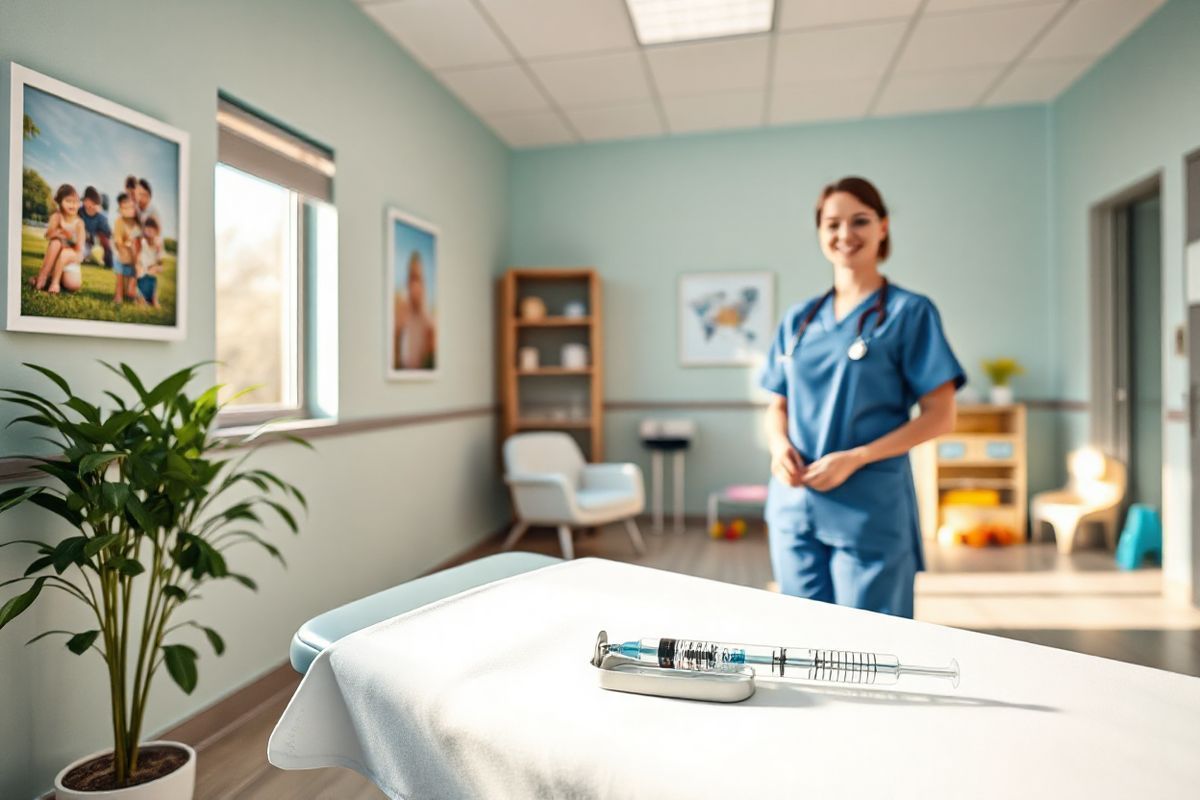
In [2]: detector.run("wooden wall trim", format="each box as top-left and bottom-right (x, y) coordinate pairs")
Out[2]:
(605, 398), (1091, 412)
(0, 404), (498, 484)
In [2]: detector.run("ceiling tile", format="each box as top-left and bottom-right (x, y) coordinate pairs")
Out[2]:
(360, 0), (512, 70)
(565, 102), (664, 142)
(983, 57), (1094, 105)
(437, 64), (550, 115)
(476, 0), (636, 59)
(895, 2), (1065, 71)
(778, 0), (920, 30)
(873, 66), (1003, 115)
(486, 110), (576, 148)
(529, 51), (653, 109)
(1026, 0), (1167, 61)
(774, 21), (907, 85)
(662, 90), (765, 134)
(646, 35), (770, 98)
(769, 79), (877, 124)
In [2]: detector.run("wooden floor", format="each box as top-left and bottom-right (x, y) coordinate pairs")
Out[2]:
(193, 521), (1200, 798)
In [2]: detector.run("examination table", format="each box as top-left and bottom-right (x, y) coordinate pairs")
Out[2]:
(269, 554), (1200, 799)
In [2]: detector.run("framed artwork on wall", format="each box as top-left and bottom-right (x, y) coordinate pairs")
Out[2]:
(386, 207), (439, 379)
(678, 270), (774, 366)
(6, 63), (189, 340)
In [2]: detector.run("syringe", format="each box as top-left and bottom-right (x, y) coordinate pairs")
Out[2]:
(605, 636), (959, 688)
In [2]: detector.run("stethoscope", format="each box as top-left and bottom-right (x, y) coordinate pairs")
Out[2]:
(779, 278), (889, 362)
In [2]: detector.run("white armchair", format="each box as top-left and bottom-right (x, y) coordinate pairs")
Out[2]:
(503, 432), (646, 559)
(1031, 448), (1127, 554)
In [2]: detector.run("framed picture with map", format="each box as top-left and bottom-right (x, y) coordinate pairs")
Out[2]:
(678, 271), (773, 367)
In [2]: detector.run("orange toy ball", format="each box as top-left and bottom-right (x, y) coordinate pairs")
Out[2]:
(709, 521), (725, 539)
(964, 527), (990, 548)
(731, 519), (747, 537)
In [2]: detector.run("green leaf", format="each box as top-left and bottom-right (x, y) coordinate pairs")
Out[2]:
(100, 409), (140, 440)
(202, 626), (225, 656)
(83, 534), (121, 558)
(26, 629), (73, 646)
(118, 363), (150, 404)
(67, 629), (100, 655)
(124, 493), (156, 532)
(229, 573), (257, 591)
(288, 484), (308, 511)
(0, 577), (46, 629)
(0, 392), (67, 421)
(162, 644), (198, 694)
(24, 555), (55, 576)
(0, 486), (40, 513)
(100, 483), (130, 514)
(23, 363), (72, 397)
(52, 537), (87, 573)
(102, 390), (128, 410)
(146, 367), (195, 408)
(80, 452), (123, 475)
(6, 413), (56, 430)
(162, 585), (188, 602)
(118, 559), (145, 577)
(264, 500), (298, 534)
(32, 461), (84, 492)
(64, 396), (101, 424)
(282, 433), (313, 450)
(29, 492), (83, 527)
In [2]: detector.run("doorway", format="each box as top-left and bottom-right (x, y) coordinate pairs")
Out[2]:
(1089, 174), (1163, 525)
(1187, 149), (1200, 605)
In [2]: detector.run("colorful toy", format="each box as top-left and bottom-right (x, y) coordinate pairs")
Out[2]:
(939, 522), (1020, 547)
(710, 518), (748, 540)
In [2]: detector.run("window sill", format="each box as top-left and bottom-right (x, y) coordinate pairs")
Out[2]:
(215, 415), (339, 442)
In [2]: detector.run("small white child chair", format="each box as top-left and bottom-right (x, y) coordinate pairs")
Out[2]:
(1031, 448), (1126, 554)
(502, 432), (646, 560)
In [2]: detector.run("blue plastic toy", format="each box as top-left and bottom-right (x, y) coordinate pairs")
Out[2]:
(1115, 504), (1162, 570)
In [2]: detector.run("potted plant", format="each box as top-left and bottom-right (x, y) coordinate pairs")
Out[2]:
(981, 358), (1024, 406)
(0, 362), (308, 798)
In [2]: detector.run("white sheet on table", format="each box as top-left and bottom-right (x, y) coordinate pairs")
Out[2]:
(268, 558), (1200, 799)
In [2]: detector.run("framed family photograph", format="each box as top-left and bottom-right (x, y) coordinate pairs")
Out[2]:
(7, 63), (188, 340)
(678, 271), (774, 366)
(386, 207), (439, 379)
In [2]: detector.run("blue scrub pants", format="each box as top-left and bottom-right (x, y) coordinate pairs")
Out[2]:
(769, 526), (916, 618)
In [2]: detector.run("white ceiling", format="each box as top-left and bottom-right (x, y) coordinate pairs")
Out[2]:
(355, 0), (1167, 148)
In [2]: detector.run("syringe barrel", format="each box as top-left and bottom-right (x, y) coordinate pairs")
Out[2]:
(617, 639), (904, 684)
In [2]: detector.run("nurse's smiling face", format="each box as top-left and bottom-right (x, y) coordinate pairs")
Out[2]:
(818, 192), (888, 271)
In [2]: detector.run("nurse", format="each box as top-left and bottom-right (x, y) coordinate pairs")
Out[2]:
(760, 177), (965, 618)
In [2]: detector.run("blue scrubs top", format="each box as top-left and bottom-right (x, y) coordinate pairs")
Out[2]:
(760, 283), (965, 565)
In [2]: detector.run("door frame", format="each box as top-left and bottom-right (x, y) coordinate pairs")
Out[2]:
(1088, 172), (1162, 466)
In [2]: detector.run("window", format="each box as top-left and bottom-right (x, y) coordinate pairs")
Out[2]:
(215, 96), (337, 427)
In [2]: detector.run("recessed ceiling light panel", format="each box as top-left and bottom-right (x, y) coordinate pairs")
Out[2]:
(626, 0), (775, 46)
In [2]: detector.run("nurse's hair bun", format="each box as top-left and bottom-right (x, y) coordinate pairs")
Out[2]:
(815, 177), (890, 261)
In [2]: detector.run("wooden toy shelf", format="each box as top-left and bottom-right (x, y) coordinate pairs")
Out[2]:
(499, 268), (603, 460)
(914, 403), (1028, 543)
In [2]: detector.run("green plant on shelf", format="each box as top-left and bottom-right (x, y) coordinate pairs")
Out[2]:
(981, 357), (1024, 387)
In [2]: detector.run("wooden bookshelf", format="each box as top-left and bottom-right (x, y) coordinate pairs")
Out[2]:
(499, 268), (603, 460)
(913, 403), (1028, 543)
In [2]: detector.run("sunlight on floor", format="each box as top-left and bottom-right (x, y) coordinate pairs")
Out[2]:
(916, 547), (1200, 632)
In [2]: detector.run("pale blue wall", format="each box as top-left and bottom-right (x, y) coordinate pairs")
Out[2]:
(510, 108), (1059, 511)
(1050, 0), (1194, 589)
(0, 0), (509, 794)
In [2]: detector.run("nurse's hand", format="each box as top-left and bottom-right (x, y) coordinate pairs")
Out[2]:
(769, 443), (806, 487)
(802, 449), (867, 491)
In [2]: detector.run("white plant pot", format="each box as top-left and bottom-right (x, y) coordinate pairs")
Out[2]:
(55, 741), (195, 800)
(989, 385), (1014, 406)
